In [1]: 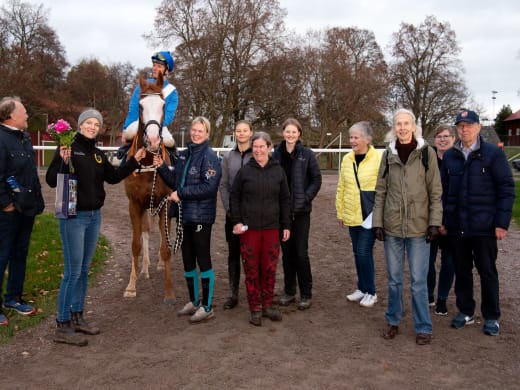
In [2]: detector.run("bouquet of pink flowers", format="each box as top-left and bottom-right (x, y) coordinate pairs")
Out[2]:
(47, 119), (76, 148)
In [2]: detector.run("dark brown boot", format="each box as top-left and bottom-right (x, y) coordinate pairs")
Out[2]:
(54, 321), (88, 346)
(71, 311), (100, 335)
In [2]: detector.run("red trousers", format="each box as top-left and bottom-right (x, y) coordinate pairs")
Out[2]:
(240, 229), (280, 312)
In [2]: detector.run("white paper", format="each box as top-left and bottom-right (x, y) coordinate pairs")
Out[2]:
(361, 212), (373, 229)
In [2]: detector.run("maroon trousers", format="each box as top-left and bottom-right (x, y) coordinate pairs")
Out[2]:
(240, 229), (280, 312)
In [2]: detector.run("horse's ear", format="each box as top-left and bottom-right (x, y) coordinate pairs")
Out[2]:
(139, 73), (147, 90)
(156, 71), (164, 88)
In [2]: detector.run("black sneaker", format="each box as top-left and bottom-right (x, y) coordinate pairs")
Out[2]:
(434, 299), (448, 316)
(428, 295), (435, 307)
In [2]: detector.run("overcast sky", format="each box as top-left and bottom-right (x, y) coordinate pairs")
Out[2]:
(36, 0), (520, 119)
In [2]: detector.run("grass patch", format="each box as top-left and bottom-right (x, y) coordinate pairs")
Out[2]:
(513, 182), (520, 228)
(0, 213), (110, 343)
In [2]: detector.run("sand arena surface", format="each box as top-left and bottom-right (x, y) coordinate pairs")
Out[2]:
(1, 173), (519, 389)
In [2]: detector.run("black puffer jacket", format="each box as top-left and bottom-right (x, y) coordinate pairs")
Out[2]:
(230, 157), (291, 230)
(272, 140), (322, 215)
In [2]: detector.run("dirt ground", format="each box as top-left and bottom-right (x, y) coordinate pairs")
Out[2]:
(1, 173), (519, 389)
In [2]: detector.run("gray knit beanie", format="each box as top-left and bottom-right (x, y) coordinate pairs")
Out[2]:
(77, 108), (103, 129)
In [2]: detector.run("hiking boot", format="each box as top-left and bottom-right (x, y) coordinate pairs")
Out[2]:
(249, 311), (262, 326)
(223, 297), (238, 310)
(189, 307), (215, 323)
(298, 297), (312, 311)
(262, 307), (282, 321)
(416, 333), (432, 345)
(434, 299), (448, 316)
(71, 311), (100, 335)
(177, 301), (199, 316)
(3, 299), (36, 316)
(0, 310), (8, 326)
(359, 294), (378, 308)
(483, 319), (500, 336)
(382, 323), (399, 340)
(451, 312), (475, 329)
(279, 294), (295, 306)
(54, 321), (88, 346)
(346, 289), (365, 302)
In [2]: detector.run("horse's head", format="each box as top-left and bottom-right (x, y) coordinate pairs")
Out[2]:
(138, 73), (165, 152)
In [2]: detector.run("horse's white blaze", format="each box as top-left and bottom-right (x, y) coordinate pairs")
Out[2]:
(140, 95), (165, 151)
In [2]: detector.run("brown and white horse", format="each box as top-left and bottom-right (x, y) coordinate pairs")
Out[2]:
(123, 73), (176, 304)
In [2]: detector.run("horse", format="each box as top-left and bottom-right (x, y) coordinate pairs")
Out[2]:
(122, 73), (176, 304)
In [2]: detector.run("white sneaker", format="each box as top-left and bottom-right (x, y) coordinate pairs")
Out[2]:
(189, 307), (215, 323)
(360, 294), (378, 307)
(346, 289), (365, 302)
(177, 301), (198, 316)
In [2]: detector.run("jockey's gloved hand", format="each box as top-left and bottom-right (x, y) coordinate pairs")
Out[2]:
(426, 226), (440, 243)
(373, 227), (385, 241)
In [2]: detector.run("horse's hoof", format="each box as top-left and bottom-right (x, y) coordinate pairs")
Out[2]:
(163, 297), (177, 305)
(140, 271), (150, 279)
(156, 264), (165, 271)
(124, 291), (136, 298)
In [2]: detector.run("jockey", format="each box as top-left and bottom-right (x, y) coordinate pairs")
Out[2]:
(121, 51), (178, 149)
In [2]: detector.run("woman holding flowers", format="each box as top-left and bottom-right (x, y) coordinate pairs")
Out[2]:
(46, 109), (145, 346)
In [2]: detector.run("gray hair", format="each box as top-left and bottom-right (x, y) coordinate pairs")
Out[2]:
(251, 131), (273, 147)
(349, 121), (373, 144)
(387, 108), (422, 141)
(0, 96), (21, 123)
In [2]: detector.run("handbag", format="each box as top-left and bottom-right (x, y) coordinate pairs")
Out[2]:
(353, 163), (375, 220)
(55, 173), (78, 219)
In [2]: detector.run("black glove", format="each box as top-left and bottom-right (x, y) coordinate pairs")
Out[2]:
(426, 226), (440, 243)
(373, 227), (385, 241)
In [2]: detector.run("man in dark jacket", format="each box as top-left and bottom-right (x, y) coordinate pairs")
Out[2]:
(0, 96), (44, 325)
(440, 109), (515, 336)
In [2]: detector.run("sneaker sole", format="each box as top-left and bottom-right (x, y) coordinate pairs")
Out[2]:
(4, 307), (36, 316)
(189, 312), (215, 324)
(434, 311), (448, 316)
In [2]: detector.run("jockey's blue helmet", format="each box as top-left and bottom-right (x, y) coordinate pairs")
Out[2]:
(151, 51), (174, 72)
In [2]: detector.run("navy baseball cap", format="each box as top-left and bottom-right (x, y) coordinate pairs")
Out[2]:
(455, 110), (480, 125)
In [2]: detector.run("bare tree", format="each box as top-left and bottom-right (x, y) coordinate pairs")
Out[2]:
(147, 0), (286, 144)
(0, 0), (67, 123)
(388, 15), (467, 137)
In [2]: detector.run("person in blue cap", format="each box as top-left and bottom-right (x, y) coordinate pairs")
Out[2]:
(121, 51), (178, 149)
(440, 109), (515, 337)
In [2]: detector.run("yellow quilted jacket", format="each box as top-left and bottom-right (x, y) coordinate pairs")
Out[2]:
(336, 146), (382, 226)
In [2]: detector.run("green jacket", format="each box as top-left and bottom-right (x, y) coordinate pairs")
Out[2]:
(372, 138), (442, 238)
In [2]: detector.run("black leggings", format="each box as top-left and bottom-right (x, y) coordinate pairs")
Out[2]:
(181, 224), (213, 272)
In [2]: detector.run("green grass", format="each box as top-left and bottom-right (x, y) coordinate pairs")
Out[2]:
(513, 182), (520, 228)
(504, 146), (520, 160)
(0, 213), (110, 343)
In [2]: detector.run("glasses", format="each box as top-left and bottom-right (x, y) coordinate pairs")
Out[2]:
(435, 135), (453, 139)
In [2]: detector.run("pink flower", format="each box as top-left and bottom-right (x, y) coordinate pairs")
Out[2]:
(53, 119), (71, 134)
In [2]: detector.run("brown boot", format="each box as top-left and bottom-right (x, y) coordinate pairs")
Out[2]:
(71, 311), (100, 335)
(54, 321), (88, 346)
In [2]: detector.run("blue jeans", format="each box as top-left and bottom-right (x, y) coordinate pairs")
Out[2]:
(348, 226), (376, 295)
(427, 238), (455, 300)
(0, 210), (35, 305)
(384, 234), (432, 334)
(57, 210), (101, 322)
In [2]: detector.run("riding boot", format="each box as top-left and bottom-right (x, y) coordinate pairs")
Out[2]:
(54, 320), (88, 346)
(71, 311), (100, 335)
(200, 268), (215, 311)
(185, 269), (200, 305)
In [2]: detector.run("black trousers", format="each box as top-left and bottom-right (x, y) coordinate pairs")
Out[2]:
(181, 224), (213, 272)
(448, 235), (500, 320)
(281, 213), (313, 299)
(225, 214), (241, 298)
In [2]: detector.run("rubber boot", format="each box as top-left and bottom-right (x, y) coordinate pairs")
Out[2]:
(71, 311), (100, 335)
(54, 320), (88, 346)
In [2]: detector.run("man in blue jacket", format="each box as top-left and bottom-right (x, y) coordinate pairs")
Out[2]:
(440, 109), (515, 336)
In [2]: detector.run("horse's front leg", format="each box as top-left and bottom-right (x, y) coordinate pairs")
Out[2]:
(140, 212), (151, 279)
(159, 211), (175, 304)
(124, 203), (144, 298)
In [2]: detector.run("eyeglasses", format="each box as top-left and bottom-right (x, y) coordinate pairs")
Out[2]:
(435, 135), (453, 139)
